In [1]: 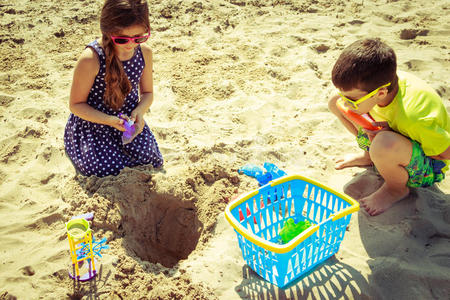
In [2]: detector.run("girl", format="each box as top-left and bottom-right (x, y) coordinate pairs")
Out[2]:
(64, 0), (163, 177)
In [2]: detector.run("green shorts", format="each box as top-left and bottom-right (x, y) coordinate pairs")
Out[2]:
(356, 128), (446, 188)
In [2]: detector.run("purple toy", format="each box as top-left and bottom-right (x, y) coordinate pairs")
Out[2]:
(119, 114), (136, 144)
(71, 212), (94, 221)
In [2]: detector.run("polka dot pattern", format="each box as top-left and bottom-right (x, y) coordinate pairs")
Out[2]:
(64, 40), (163, 177)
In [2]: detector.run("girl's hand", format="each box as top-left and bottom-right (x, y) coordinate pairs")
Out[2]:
(130, 109), (145, 135)
(107, 115), (126, 132)
(364, 121), (390, 141)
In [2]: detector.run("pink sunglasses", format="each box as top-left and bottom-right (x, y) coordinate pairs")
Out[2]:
(110, 31), (150, 45)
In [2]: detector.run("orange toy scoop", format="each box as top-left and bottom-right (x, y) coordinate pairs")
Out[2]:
(336, 99), (382, 131)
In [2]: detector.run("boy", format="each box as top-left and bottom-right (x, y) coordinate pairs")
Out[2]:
(328, 38), (450, 216)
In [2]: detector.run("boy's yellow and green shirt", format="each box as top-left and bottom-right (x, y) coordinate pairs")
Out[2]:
(371, 71), (450, 172)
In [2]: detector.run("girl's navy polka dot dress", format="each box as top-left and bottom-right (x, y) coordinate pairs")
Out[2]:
(64, 40), (163, 177)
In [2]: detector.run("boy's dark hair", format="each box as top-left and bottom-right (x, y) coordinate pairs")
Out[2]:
(332, 38), (398, 93)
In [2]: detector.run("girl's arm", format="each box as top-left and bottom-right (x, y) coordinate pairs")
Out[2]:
(69, 48), (124, 131)
(131, 44), (154, 133)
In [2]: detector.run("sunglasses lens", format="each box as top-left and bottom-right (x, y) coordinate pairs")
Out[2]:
(135, 36), (149, 43)
(113, 38), (129, 44)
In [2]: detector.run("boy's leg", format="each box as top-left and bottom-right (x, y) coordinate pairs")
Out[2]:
(360, 131), (412, 216)
(328, 95), (373, 169)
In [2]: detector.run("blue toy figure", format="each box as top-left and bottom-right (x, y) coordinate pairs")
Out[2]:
(238, 162), (287, 186)
(238, 164), (264, 177)
(238, 164), (272, 185)
(264, 162), (287, 178)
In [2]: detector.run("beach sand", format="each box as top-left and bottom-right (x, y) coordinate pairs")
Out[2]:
(1, 0), (449, 299)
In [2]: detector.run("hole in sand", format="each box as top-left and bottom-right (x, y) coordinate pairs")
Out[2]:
(121, 193), (203, 268)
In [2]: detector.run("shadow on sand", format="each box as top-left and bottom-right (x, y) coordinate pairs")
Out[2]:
(235, 256), (371, 300)
(346, 168), (450, 300)
(67, 264), (112, 300)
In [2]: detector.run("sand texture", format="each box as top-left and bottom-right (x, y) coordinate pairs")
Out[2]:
(1, 0), (450, 299)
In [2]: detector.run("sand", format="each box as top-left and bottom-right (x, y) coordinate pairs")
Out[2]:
(1, 0), (450, 299)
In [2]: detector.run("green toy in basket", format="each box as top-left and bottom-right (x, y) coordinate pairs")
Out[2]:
(279, 218), (312, 244)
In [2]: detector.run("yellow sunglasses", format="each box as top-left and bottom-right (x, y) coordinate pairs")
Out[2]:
(338, 82), (391, 110)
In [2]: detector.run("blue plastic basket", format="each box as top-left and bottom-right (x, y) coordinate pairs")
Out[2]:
(225, 174), (359, 287)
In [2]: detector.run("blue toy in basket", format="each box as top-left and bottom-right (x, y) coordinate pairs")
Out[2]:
(224, 174), (359, 287)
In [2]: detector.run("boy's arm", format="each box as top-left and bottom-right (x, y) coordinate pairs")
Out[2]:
(430, 146), (450, 160)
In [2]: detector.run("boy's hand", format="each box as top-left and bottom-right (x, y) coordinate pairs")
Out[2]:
(364, 121), (390, 141)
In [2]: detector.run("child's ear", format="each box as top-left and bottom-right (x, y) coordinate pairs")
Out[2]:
(377, 88), (389, 99)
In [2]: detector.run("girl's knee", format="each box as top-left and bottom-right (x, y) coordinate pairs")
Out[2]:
(95, 159), (125, 177)
(147, 149), (164, 167)
(136, 145), (163, 167)
(152, 156), (163, 168)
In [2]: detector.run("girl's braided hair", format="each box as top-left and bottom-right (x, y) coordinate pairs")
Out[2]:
(100, 0), (149, 111)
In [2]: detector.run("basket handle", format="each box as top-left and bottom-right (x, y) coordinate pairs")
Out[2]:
(331, 205), (360, 221)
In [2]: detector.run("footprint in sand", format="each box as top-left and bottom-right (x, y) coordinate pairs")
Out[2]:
(400, 28), (429, 40)
(21, 265), (35, 276)
(343, 170), (383, 199)
(403, 59), (429, 72)
(0, 94), (16, 107)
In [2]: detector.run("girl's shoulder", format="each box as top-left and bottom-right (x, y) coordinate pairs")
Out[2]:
(139, 43), (153, 63)
(75, 47), (100, 75)
(140, 43), (152, 53)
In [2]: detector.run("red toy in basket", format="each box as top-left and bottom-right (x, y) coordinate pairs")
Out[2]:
(336, 99), (382, 131)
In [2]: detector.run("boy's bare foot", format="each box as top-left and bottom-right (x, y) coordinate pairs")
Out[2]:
(360, 183), (409, 216)
(335, 152), (373, 170)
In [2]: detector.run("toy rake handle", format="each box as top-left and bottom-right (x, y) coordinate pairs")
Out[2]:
(336, 99), (382, 131)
